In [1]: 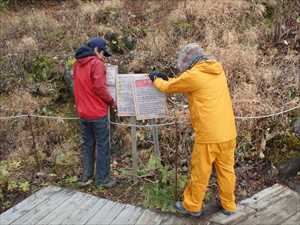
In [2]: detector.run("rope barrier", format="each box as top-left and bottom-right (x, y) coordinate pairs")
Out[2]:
(235, 104), (300, 120)
(0, 103), (300, 126)
(0, 115), (28, 120)
(0, 114), (78, 120)
(110, 120), (176, 128)
(30, 115), (78, 120)
(0, 114), (176, 127)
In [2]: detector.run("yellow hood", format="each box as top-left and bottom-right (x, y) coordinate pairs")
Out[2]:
(195, 60), (223, 76)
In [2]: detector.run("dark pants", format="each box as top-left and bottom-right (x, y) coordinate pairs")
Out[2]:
(80, 116), (110, 185)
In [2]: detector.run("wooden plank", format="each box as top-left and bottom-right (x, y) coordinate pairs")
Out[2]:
(237, 192), (300, 225)
(0, 186), (62, 225)
(11, 188), (75, 225)
(110, 204), (143, 225)
(210, 184), (300, 225)
(135, 209), (165, 225)
(240, 184), (287, 206)
(35, 191), (92, 225)
(85, 201), (126, 225)
(209, 204), (255, 225)
(60, 197), (108, 225)
(242, 185), (298, 211)
(282, 211), (300, 225)
(161, 215), (193, 225)
(2, 184), (298, 225)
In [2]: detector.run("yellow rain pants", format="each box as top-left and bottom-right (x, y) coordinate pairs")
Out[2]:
(183, 140), (236, 212)
(154, 60), (237, 212)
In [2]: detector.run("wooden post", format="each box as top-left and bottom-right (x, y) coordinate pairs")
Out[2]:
(108, 108), (111, 149)
(151, 119), (161, 158)
(174, 121), (178, 201)
(28, 114), (41, 171)
(130, 117), (138, 178)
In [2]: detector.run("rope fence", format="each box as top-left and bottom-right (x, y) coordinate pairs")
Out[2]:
(1, 103), (299, 180)
(235, 104), (300, 120)
(0, 104), (300, 127)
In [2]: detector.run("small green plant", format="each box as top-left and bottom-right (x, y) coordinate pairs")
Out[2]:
(53, 147), (80, 178)
(64, 57), (75, 95)
(25, 56), (56, 82)
(18, 181), (30, 192)
(0, 162), (10, 186)
(142, 154), (187, 212)
(0, 160), (22, 186)
(0, 160), (31, 204)
(0, 0), (9, 9)
(66, 57), (76, 68)
(58, 175), (79, 188)
(172, 19), (193, 37)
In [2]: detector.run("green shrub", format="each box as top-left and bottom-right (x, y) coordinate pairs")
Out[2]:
(25, 56), (57, 82)
(142, 154), (187, 212)
(64, 57), (75, 95)
(0, 160), (30, 203)
(53, 147), (80, 177)
(0, 0), (9, 9)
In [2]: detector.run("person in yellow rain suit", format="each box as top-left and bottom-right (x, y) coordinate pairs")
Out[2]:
(149, 43), (237, 217)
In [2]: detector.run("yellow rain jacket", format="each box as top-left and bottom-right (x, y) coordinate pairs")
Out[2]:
(154, 60), (237, 143)
(154, 60), (237, 212)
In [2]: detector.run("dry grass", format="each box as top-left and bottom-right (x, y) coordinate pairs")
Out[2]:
(0, 0), (300, 214)
(3, 89), (41, 113)
(0, 0), (299, 167)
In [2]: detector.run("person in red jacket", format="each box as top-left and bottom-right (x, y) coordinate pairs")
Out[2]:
(73, 37), (116, 188)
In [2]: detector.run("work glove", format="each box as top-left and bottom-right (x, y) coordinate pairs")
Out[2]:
(149, 71), (169, 82)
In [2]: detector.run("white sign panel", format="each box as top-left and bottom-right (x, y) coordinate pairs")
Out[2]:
(132, 76), (167, 120)
(106, 64), (118, 101)
(108, 86), (116, 101)
(106, 64), (118, 86)
(116, 74), (141, 117)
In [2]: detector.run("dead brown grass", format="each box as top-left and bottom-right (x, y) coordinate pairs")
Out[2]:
(0, 0), (300, 214)
(0, 0), (299, 169)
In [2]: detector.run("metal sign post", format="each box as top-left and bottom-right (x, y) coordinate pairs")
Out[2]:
(130, 117), (138, 179)
(151, 119), (161, 158)
(175, 121), (179, 201)
(108, 109), (111, 149)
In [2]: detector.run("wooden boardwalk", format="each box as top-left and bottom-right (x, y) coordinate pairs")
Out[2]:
(0, 184), (299, 225)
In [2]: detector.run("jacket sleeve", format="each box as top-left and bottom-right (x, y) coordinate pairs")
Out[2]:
(153, 68), (200, 93)
(91, 60), (114, 105)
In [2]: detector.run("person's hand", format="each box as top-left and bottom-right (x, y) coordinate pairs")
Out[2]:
(111, 101), (117, 109)
(110, 100), (117, 112)
(149, 71), (158, 82)
(149, 71), (169, 82)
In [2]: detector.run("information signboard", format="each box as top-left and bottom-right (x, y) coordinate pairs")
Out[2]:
(132, 76), (167, 120)
(116, 74), (140, 117)
(106, 64), (118, 101)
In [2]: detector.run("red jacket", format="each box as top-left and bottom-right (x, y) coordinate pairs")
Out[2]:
(73, 56), (113, 120)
